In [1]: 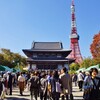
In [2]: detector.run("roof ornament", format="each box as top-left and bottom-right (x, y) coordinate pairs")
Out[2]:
(31, 41), (35, 49)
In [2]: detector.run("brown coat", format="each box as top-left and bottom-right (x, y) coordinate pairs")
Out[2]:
(59, 73), (72, 94)
(18, 75), (25, 91)
(18, 82), (25, 91)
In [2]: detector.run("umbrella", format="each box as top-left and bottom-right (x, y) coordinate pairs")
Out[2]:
(3, 66), (13, 71)
(16, 69), (20, 73)
(0, 65), (6, 71)
(76, 68), (86, 73)
(13, 68), (17, 72)
(11, 68), (17, 72)
(12, 67), (21, 73)
(86, 64), (99, 71)
(0, 65), (13, 71)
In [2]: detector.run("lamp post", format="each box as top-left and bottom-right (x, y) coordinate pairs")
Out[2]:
(13, 59), (20, 70)
(17, 62), (20, 70)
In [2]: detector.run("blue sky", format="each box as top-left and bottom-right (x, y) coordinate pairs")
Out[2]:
(0, 0), (100, 58)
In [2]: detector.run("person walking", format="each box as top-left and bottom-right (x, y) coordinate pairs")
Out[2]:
(59, 67), (73, 100)
(72, 73), (77, 86)
(83, 71), (92, 100)
(18, 72), (25, 96)
(77, 71), (84, 91)
(0, 75), (3, 99)
(29, 71), (39, 100)
(40, 72), (48, 100)
(50, 70), (60, 100)
(7, 72), (13, 95)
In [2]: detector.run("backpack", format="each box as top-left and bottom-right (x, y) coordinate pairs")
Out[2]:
(30, 77), (39, 89)
(40, 78), (47, 92)
(40, 78), (45, 89)
(72, 75), (77, 82)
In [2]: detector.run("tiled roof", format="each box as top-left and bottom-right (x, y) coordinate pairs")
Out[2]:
(31, 42), (63, 50)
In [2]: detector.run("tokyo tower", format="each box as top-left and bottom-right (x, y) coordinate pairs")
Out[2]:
(69, 0), (83, 63)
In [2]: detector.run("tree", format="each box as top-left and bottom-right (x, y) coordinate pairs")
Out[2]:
(90, 32), (100, 58)
(70, 63), (80, 71)
(0, 48), (27, 68)
(0, 53), (4, 65)
(80, 57), (94, 68)
(92, 57), (100, 65)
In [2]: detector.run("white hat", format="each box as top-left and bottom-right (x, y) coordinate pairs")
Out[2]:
(85, 71), (90, 75)
(7, 71), (11, 74)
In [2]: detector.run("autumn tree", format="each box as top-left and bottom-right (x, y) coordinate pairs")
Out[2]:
(90, 32), (100, 64)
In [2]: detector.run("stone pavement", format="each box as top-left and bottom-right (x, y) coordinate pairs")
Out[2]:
(5, 86), (83, 100)
(72, 86), (83, 100)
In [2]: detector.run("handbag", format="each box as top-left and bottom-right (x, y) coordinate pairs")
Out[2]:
(83, 88), (91, 100)
(83, 82), (92, 100)
(47, 83), (51, 92)
(56, 82), (61, 93)
(92, 78), (100, 100)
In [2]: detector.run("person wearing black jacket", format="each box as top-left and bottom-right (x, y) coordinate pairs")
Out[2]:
(89, 68), (100, 100)
(7, 72), (13, 95)
(59, 67), (73, 100)
(50, 70), (60, 100)
(0, 76), (3, 97)
(83, 68), (100, 100)
(29, 72), (39, 100)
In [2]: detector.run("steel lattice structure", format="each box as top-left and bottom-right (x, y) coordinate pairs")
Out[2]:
(69, 0), (83, 63)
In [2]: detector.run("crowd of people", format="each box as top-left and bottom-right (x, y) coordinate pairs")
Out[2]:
(27, 67), (73, 100)
(72, 68), (100, 100)
(0, 67), (100, 100)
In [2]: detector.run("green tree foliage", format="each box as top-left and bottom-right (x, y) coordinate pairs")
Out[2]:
(92, 57), (100, 65)
(0, 53), (4, 65)
(80, 57), (95, 68)
(0, 48), (27, 68)
(70, 63), (80, 71)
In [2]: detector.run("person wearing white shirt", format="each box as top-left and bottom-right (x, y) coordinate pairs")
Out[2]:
(77, 71), (84, 91)
(18, 72), (25, 95)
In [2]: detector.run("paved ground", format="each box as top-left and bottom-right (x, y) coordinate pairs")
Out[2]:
(5, 86), (83, 100)
(72, 86), (83, 100)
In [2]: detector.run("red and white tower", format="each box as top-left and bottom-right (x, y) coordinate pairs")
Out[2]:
(69, 0), (83, 63)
